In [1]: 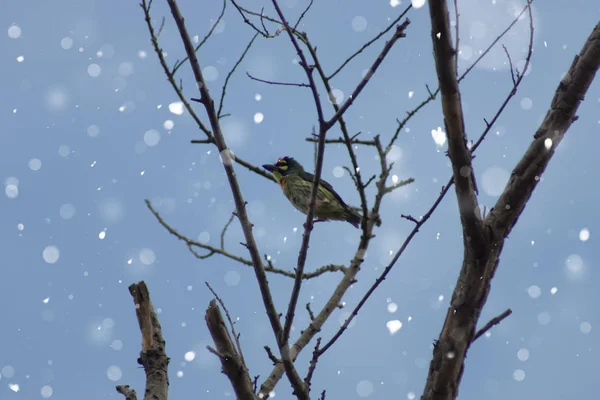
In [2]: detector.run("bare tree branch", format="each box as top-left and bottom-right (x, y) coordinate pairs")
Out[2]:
(429, 0), (484, 255)
(163, 1), (310, 397)
(118, 282), (169, 400)
(146, 199), (344, 280)
(206, 299), (257, 400)
(115, 385), (137, 400)
(420, 10), (600, 400)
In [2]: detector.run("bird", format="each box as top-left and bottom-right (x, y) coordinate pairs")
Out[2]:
(262, 156), (361, 228)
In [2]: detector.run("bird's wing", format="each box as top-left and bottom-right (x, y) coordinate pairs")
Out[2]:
(301, 171), (349, 208)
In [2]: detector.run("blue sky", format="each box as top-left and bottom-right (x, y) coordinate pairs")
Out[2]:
(1, 0), (599, 399)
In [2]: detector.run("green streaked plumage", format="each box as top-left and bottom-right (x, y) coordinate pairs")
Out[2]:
(262, 157), (361, 228)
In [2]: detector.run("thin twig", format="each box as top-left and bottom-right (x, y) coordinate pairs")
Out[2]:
(502, 44), (517, 85)
(293, 0), (314, 30)
(473, 309), (512, 341)
(247, 72), (311, 87)
(205, 282), (247, 367)
(221, 213), (236, 250)
(324, 20), (411, 131)
(172, 0), (227, 75)
(218, 33), (259, 118)
(328, 4), (413, 80)
(140, 0), (212, 138)
(304, 337), (322, 390)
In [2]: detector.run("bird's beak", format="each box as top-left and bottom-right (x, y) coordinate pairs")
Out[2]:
(262, 164), (276, 172)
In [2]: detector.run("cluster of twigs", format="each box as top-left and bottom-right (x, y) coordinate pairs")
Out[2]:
(116, 1), (600, 400)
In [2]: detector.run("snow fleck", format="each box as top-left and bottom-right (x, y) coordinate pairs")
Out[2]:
(387, 302), (398, 313)
(41, 385), (53, 398)
(169, 102), (185, 115)
(225, 270), (241, 286)
(459, 166), (472, 178)
(187, 285), (193, 291)
(328, 88), (344, 105)
(61, 37), (73, 49)
(580, 321), (592, 334)
(513, 369), (526, 381)
(43, 246), (60, 264)
(5, 184), (18, 198)
(481, 166), (509, 196)
(386, 320), (402, 335)
(255, 93), (262, 101)
(17, 223), (24, 231)
(28, 158), (42, 171)
(42, 297), (50, 304)
(203, 66), (219, 81)
(88, 63), (101, 77)
(254, 112), (264, 124)
(387, 145), (403, 162)
(431, 127), (446, 147)
(46, 86), (71, 112)
(332, 166), (345, 178)
(579, 228), (590, 242)
(407, 393), (416, 400)
(140, 170), (145, 176)
(8, 383), (19, 392)
(544, 138), (552, 150)
(356, 380), (373, 397)
(352, 16), (368, 32)
(87, 124), (100, 137)
(138, 50), (147, 59)
(520, 97), (533, 110)
(177, 370), (184, 378)
(517, 348), (530, 361)
(390, 0), (400, 7)
(16, 55), (24, 63)
(139, 248), (156, 265)
(2, 365), (15, 378)
(58, 144), (70, 157)
(412, 0), (426, 8)
(458, 44), (473, 60)
(164, 120), (174, 130)
(550, 287), (558, 295)
(219, 148), (236, 166)
(111, 340), (123, 350)
(118, 62), (134, 77)
(106, 365), (122, 382)
(8, 25), (22, 39)
(527, 285), (541, 299)
(184, 351), (196, 362)
(144, 129), (161, 147)
(99, 231), (106, 240)
(537, 311), (551, 326)
(408, 91), (414, 98)
(60, 203), (76, 219)
(438, 295), (444, 302)
(198, 231), (210, 244)
(566, 254), (584, 276)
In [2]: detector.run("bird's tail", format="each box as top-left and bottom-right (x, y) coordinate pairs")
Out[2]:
(345, 208), (362, 229)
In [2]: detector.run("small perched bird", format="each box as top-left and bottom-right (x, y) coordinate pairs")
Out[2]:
(262, 156), (361, 228)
